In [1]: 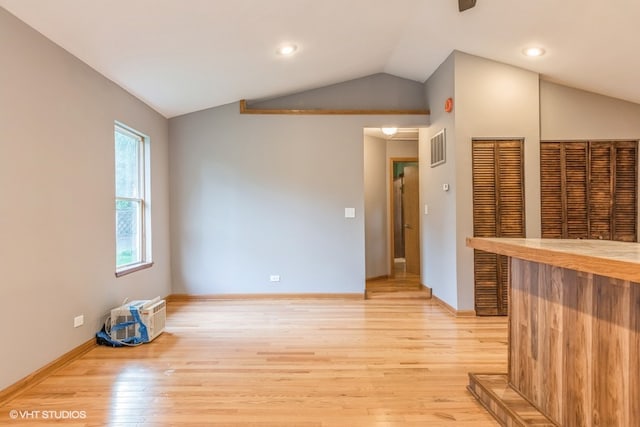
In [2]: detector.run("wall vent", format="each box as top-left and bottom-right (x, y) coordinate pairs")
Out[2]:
(430, 129), (446, 167)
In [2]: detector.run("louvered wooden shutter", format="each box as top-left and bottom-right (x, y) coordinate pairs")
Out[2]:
(495, 142), (525, 315)
(540, 140), (637, 242)
(613, 141), (637, 241)
(472, 141), (498, 239)
(472, 141), (499, 315)
(497, 142), (526, 238)
(589, 142), (613, 240)
(540, 143), (563, 238)
(565, 143), (589, 238)
(472, 140), (525, 316)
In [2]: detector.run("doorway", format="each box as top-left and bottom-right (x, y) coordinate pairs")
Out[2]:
(390, 158), (420, 278)
(363, 129), (427, 299)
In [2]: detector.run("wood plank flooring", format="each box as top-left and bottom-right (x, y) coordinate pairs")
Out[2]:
(365, 273), (431, 299)
(0, 298), (507, 426)
(467, 374), (556, 426)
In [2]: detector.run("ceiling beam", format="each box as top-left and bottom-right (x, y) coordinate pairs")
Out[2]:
(239, 100), (429, 116)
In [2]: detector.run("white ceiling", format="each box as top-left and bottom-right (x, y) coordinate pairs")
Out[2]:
(3, 0), (640, 118)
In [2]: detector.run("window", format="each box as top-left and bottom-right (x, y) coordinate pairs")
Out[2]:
(115, 123), (151, 275)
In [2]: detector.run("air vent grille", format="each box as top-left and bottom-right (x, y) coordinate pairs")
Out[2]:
(430, 129), (446, 167)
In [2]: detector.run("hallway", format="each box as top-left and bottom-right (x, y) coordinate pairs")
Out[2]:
(365, 259), (431, 300)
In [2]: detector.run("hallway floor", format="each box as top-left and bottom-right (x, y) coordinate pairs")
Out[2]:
(365, 260), (430, 299)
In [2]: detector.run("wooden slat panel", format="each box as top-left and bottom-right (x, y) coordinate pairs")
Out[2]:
(539, 264), (563, 422)
(496, 141), (525, 238)
(541, 140), (637, 243)
(613, 142), (637, 242)
(564, 142), (589, 238)
(511, 260), (566, 421)
(540, 143), (564, 238)
(593, 275), (630, 427)
(562, 270), (592, 426)
(472, 141), (499, 316)
(498, 255), (509, 315)
(541, 141), (589, 239)
(472, 141), (497, 238)
(509, 257), (521, 376)
(472, 140), (524, 316)
(474, 250), (499, 316)
(525, 260), (540, 405)
(495, 141), (524, 316)
(509, 258), (640, 426)
(589, 142), (613, 240)
(510, 258), (530, 390)
(630, 280), (640, 423)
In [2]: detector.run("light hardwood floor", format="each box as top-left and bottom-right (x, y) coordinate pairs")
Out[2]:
(0, 299), (507, 426)
(365, 270), (431, 299)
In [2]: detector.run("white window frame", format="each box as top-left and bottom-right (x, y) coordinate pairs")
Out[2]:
(114, 122), (153, 276)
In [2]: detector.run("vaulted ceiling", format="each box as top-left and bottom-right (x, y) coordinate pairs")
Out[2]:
(2, 0), (639, 118)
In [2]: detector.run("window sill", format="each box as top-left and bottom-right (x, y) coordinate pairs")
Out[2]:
(115, 262), (154, 278)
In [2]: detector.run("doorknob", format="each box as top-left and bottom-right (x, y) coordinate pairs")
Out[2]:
(404, 224), (412, 229)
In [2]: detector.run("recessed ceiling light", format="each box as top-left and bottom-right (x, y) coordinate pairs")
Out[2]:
(523, 47), (545, 57)
(277, 44), (297, 56)
(381, 127), (398, 136)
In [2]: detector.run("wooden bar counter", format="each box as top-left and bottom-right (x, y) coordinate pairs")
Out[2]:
(466, 237), (640, 427)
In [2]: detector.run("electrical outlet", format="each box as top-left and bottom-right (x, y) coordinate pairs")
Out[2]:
(269, 275), (281, 282)
(74, 315), (84, 328)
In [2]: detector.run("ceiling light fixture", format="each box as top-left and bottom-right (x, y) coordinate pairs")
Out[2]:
(523, 47), (545, 57)
(277, 44), (298, 56)
(381, 127), (398, 136)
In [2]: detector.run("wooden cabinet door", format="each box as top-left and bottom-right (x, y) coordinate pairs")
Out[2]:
(540, 142), (564, 238)
(540, 140), (637, 242)
(541, 142), (589, 238)
(613, 141), (638, 242)
(589, 142), (613, 239)
(472, 140), (525, 316)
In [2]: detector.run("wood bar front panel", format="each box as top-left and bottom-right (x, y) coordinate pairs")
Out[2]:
(509, 258), (640, 426)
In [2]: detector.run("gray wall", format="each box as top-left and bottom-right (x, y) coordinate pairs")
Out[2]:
(421, 52), (458, 307)
(0, 8), (171, 390)
(251, 73), (427, 111)
(422, 51), (540, 311)
(541, 80), (640, 140)
(169, 82), (428, 295)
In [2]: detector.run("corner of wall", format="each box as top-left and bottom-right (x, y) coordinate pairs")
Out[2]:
(420, 51), (459, 310)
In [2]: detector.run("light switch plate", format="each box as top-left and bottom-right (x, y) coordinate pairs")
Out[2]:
(74, 315), (84, 328)
(344, 208), (356, 218)
(424, 204), (429, 215)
